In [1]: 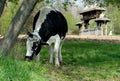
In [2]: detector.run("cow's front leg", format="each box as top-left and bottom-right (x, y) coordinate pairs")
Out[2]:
(49, 45), (54, 64)
(36, 54), (40, 62)
(55, 49), (60, 66)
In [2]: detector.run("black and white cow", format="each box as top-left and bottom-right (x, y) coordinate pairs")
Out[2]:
(25, 7), (68, 66)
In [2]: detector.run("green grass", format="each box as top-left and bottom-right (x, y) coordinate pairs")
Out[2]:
(0, 57), (48, 81)
(0, 40), (120, 81)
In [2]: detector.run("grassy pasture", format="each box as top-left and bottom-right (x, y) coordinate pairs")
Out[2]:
(0, 40), (120, 81)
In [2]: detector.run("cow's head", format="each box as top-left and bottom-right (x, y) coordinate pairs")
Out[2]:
(25, 32), (48, 61)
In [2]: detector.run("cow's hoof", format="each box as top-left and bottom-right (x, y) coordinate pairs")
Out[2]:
(59, 61), (62, 65)
(55, 63), (60, 67)
(25, 58), (31, 62)
(25, 56), (33, 61)
(49, 60), (53, 64)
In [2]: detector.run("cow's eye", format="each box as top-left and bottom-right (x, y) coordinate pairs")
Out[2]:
(32, 42), (39, 51)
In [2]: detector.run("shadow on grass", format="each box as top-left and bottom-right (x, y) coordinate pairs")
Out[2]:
(62, 40), (120, 66)
(60, 40), (120, 80)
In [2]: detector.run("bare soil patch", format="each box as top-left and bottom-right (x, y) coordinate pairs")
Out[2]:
(0, 34), (120, 43)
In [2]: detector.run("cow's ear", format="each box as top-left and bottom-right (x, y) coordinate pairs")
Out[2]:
(27, 32), (33, 38)
(41, 40), (49, 45)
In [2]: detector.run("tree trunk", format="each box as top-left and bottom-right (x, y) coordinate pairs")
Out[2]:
(0, 0), (37, 56)
(0, 0), (6, 16)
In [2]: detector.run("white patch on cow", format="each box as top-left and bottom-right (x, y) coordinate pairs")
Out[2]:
(32, 32), (41, 41)
(47, 34), (63, 66)
(34, 7), (54, 32)
(26, 33), (41, 57)
(26, 38), (33, 56)
(46, 34), (59, 45)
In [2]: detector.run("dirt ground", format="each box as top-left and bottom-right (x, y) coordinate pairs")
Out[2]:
(0, 34), (120, 43)
(66, 35), (120, 43)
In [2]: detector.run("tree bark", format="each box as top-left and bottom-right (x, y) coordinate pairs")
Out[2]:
(0, 0), (6, 16)
(0, 0), (37, 56)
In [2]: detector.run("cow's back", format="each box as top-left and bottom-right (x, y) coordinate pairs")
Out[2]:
(33, 7), (68, 42)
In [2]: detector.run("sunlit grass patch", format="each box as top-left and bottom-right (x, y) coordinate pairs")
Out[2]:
(0, 57), (47, 81)
(0, 40), (120, 81)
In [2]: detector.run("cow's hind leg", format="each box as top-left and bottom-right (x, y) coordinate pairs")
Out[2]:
(54, 36), (61, 66)
(59, 42), (63, 64)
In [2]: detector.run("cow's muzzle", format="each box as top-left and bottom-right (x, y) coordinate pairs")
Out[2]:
(25, 56), (33, 61)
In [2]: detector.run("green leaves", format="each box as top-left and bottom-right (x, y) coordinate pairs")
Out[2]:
(8, 0), (19, 4)
(105, 0), (120, 8)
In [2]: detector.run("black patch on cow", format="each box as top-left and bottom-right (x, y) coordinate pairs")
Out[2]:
(27, 32), (33, 38)
(38, 10), (68, 42)
(40, 39), (49, 45)
(32, 41), (41, 56)
(33, 10), (40, 30)
(32, 42), (38, 50)
(25, 42), (41, 60)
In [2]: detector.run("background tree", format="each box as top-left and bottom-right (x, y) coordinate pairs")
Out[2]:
(0, 0), (37, 56)
(83, 0), (120, 7)
(105, 0), (120, 8)
(0, 0), (6, 16)
(82, 0), (104, 6)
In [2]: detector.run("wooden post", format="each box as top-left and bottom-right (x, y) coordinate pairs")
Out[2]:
(105, 24), (108, 36)
(101, 24), (103, 36)
(81, 22), (85, 35)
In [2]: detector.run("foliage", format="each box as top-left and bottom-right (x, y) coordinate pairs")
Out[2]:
(8, 0), (19, 4)
(37, 0), (43, 2)
(83, 0), (104, 6)
(64, 12), (80, 34)
(105, 0), (120, 8)
(0, 40), (119, 81)
(106, 5), (120, 34)
(83, 0), (120, 8)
